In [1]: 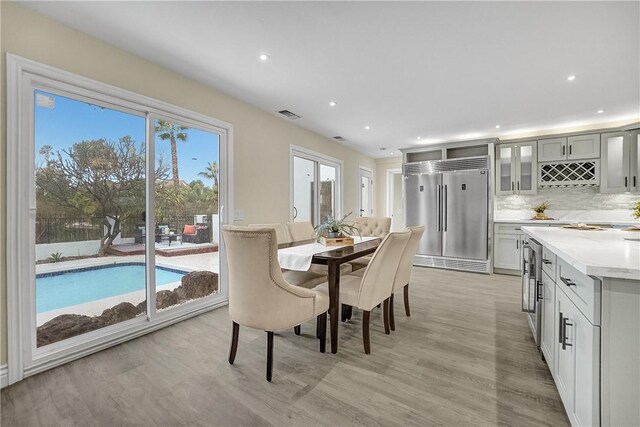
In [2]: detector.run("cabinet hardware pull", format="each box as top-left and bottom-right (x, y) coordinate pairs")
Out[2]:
(560, 276), (576, 287)
(517, 181), (520, 191)
(559, 312), (564, 344)
(569, 144), (572, 156)
(542, 259), (552, 265)
(516, 239), (519, 249)
(562, 317), (573, 350)
(634, 176), (637, 187)
(625, 176), (628, 187)
(562, 145), (565, 156)
(511, 182), (514, 191)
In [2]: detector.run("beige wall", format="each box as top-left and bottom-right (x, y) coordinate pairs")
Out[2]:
(0, 2), (375, 365)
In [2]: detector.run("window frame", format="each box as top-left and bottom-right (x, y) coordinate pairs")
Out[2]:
(289, 145), (343, 225)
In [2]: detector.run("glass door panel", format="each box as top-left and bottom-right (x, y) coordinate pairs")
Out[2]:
(499, 146), (513, 193)
(34, 90), (147, 347)
(518, 144), (534, 192)
(293, 156), (315, 223)
(319, 164), (336, 223)
(153, 119), (221, 312)
(359, 168), (373, 217)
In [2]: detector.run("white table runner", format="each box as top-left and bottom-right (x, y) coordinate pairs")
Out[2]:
(277, 236), (379, 271)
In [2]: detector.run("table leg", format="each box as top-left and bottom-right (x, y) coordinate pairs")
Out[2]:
(328, 261), (340, 354)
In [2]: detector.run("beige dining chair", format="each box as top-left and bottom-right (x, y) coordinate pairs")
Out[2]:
(222, 225), (329, 382)
(388, 226), (425, 331)
(348, 216), (392, 271)
(249, 222), (326, 288)
(314, 229), (410, 354)
(287, 221), (316, 242)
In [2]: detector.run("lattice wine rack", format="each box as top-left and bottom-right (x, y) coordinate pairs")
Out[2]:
(539, 160), (600, 187)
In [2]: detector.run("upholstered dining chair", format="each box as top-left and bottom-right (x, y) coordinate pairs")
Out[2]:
(348, 216), (392, 271)
(248, 223), (292, 244)
(388, 226), (425, 331)
(287, 221), (316, 242)
(222, 226), (329, 382)
(314, 229), (410, 354)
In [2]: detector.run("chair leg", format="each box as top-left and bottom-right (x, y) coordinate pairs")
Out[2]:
(383, 298), (391, 335)
(266, 331), (274, 382)
(389, 294), (395, 331)
(294, 325), (301, 335)
(228, 321), (240, 364)
(316, 316), (321, 339)
(346, 305), (353, 320)
(318, 312), (327, 353)
(341, 304), (348, 322)
(404, 284), (411, 317)
(362, 310), (371, 354)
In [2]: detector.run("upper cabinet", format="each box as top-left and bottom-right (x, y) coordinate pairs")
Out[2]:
(496, 141), (537, 195)
(538, 134), (600, 162)
(600, 131), (639, 193)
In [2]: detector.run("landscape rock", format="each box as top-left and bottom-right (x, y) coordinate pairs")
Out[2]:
(99, 302), (142, 324)
(156, 290), (180, 309)
(177, 271), (218, 300)
(37, 314), (105, 347)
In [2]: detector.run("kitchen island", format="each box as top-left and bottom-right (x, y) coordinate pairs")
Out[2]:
(521, 226), (639, 427)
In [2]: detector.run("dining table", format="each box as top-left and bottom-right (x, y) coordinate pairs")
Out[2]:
(278, 238), (381, 354)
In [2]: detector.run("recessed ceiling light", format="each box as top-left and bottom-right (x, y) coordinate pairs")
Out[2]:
(364, 125), (371, 130)
(416, 136), (422, 140)
(329, 101), (337, 107)
(567, 75), (576, 81)
(495, 125), (501, 129)
(597, 109), (604, 114)
(259, 53), (269, 61)
(389, 152), (394, 156)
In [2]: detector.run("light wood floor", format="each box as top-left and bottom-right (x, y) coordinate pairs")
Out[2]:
(1, 268), (569, 426)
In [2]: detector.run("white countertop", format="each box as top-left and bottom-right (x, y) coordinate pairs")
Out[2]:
(495, 218), (639, 226)
(495, 209), (640, 226)
(521, 226), (640, 280)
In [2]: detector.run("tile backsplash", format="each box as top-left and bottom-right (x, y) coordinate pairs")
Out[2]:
(495, 187), (640, 211)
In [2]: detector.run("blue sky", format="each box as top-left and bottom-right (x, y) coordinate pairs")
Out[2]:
(34, 90), (219, 184)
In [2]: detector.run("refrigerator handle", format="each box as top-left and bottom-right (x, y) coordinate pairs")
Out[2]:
(443, 185), (448, 232)
(436, 184), (441, 232)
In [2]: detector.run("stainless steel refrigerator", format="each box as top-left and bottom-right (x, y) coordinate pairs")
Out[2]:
(404, 156), (491, 273)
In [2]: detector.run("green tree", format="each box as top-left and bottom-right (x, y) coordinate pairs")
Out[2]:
(36, 137), (169, 255)
(155, 120), (187, 185)
(198, 161), (219, 188)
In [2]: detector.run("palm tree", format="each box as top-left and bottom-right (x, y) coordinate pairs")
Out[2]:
(198, 161), (219, 188)
(155, 120), (188, 185)
(39, 144), (53, 164)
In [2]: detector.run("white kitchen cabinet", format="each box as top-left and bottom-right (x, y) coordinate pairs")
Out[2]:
(538, 137), (567, 162)
(567, 134), (600, 160)
(496, 141), (537, 195)
(631, 130), (640, 192)
(538, 134), (600, 162)
(493, 233), (522, 270)
(555, 287), (600, 427)
(541, 271), (556, 373)
(601, 131), (633, 193)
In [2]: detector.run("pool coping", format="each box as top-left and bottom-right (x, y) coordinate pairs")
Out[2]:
(36, 262), (190, 278)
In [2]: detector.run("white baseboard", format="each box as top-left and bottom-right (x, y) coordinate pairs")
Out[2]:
(1, 364), (8, 388)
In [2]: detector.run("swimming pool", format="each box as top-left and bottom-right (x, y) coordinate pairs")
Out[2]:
(36, 263), (188, 313)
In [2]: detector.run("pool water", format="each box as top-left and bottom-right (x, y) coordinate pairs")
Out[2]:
(36, 264), (187, 313)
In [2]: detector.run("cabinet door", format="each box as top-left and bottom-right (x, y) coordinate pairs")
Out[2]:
(631, 130), (640, 192)
(515, 142), (537, 195)
(601, 131), (631, 193)
(538, 137), (567, 162)
(496, 144), (515, 195)
(493, 233), (522, 270)
(555, 288), (600, 427)
(541, 272), (556, 375)
(567, 134), (600, 160)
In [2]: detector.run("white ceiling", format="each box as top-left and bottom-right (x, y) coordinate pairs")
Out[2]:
(20, 1), (640, 158)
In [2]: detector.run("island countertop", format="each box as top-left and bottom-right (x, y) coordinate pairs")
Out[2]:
(521, 226), (640, 280)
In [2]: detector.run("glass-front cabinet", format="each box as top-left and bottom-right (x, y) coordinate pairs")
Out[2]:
(600, 131), (639, 193)
(495, 141), (537, 195)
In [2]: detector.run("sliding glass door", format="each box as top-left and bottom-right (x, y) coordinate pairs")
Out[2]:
(6, 55), (232, 383)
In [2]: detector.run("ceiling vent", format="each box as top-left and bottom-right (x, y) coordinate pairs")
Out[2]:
(333, 136), (348, 142)
(277, 109), (302, 120)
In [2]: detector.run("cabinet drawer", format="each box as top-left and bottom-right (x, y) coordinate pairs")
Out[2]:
(542, 247), (557, 282)
(557, 258), (601, 325)
(494, 224), (523, 234)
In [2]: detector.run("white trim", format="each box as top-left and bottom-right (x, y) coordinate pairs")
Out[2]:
(0, 365), (8, 388)
(386, 168), (403, 230)
(6, 53), (234, 385)
(289, 145), (343, 224)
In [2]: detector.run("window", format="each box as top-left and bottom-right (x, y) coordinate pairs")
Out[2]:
(6, 55), (233, 384)
(290, 146), (342, 225)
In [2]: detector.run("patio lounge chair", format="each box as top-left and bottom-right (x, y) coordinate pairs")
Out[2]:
(182, 224), (210, 244)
